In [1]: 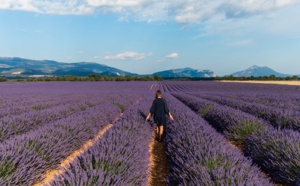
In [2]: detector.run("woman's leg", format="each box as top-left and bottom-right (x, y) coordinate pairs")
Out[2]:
(155, 125), (159, 140)
(158, 125), (164, 142)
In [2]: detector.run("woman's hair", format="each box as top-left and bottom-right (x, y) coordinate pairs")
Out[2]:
(156, 90), (162, 98)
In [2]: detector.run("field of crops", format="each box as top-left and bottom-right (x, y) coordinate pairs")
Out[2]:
(0, 81), (300, 185)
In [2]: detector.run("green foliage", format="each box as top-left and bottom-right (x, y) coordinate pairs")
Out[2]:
(31, 105), (43, 111)
(204, 155), (229, 171)
(217, 74), (299, 81)
(25, 74), (163, 82)
(0, 128), (9, 141)
(0, 76), (7, 82)
(114, 102), (125, 113)
(200, 105), (214, 117)
(85, 102), (94, 107)
(200, 155), (234, 184)
(0, 159), (17, 178)
(226, 120), (265, 144)
(153, 74), (163, 81)
(77, 104), (86, 111)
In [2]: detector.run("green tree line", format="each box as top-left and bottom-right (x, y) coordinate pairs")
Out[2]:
(0, 76), (7, 82)
(1, 74), (299, 82)
(216, 75), (299, 81)
(26, 74), (163, 82)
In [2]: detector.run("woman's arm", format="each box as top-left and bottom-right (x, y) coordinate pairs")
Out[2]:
(146, 113), (151, 121)
(168, 112), (174, 121)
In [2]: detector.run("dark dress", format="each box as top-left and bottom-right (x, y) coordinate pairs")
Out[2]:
(150, 98), (170, 126)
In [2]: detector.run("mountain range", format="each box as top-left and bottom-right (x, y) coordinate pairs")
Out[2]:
(153, 67), (216, 78)
(231, 65), (291, 77)
(0, 57), (137, 77)
(0, 57), (217, 78)
(0, 57), (297, 78)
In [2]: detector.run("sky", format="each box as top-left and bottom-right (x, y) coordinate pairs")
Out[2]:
(0, 0), (300, 76)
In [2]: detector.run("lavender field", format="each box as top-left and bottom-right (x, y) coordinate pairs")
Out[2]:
(0, 81), (300, 185)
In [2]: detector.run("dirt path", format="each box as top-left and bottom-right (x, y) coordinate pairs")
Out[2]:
(150, 82), (159, 90)
(220, 80), (300, 86)
(33, 124), (113, 186)
(148, 133), (169, 186)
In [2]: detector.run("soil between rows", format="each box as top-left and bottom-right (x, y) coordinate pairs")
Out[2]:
(149, 139), (169, 186)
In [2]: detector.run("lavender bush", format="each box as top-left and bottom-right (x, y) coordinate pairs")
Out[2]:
(244, 128), (300, 185)
(220, 92), (300, 111)
(172, 93), (270, 144)
(194, 93), (300, 132)
(0, 99), (99, 142)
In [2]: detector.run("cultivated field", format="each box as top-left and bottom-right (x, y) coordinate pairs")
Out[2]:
(0, 81), (299, 185)
(221, 80), (300, 86)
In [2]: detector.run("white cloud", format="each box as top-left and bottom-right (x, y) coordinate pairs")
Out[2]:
(157, 52), (179, 62)
(0, 0), (40, 12)
(0, 0), (94, 15)
(104, 51), (152, 61)
(276, 0), (295, 7)
(166, 53), (179, 58)
(86, 0), (143, 8)
(220, 0), (298, 19)
(0, 0), (298, 23)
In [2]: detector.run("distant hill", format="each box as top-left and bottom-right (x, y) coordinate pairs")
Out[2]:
(0, 57), (137, 77)
(231, 65), (290, 77)
(1, 58), (298, 79)
(153, 67), (217, 78)
(0, 57), (218, 78)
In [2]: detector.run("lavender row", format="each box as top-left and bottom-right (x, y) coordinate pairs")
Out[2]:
(0, 81), (149, 118)
(162, 81), (300, 95)
(0, 82), (152, 185)
(164, 93), (272, 185)
(0, 82), (150, 140)
(162, 81), (300, 111)
(172, 93), (270, 144)
(0, 82), (148, 142)
(216, 92), (300, 111)
(198, 91), (300, 113)
(0, 94), (75, 118)
(0, 93), (135, 143)
(0, 103), (121, 185)
(163, 81), (300, 130)
(0, 99), (101, 142)
(245, 129), (300, 185)
(193, 93), (300, 132)
(0, 83), (89, 118)
(173, 93), (300, 185)
(51, 99), (154, 185)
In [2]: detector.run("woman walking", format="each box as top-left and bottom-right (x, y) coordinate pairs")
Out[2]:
(146, 90), (174, 142)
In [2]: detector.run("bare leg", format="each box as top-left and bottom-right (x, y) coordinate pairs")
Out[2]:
(158, 125), (164, 142)
(155, 125), (159, 140)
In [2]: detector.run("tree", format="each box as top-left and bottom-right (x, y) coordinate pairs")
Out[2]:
(0, 76), (7, 82)
(292, 75), (299, 80)
(269, 74), (276, 80)
(153, 75), (163, 81)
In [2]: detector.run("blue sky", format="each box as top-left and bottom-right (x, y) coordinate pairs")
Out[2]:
(0, 0), (300, 76)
